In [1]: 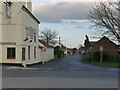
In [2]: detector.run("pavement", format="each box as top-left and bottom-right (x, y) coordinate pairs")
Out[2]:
(1, 54), (119, 88)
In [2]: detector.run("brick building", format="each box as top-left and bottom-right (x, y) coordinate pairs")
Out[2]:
(91, 36), (119, 56)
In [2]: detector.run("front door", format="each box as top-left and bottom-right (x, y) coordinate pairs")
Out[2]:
(22, 48), (25, 60)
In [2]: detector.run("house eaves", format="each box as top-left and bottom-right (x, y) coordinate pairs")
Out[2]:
(21, 5), (40, 24)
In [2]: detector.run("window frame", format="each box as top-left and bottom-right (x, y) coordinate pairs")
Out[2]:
(34, 32), (36, 42)
(28, 46), (30, 59)
(7, 47), (16, 59)
(22, 48), (26, 61)
(34, 47), (36, 58)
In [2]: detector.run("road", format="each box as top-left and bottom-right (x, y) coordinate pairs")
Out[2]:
(2, 54), (119, 88)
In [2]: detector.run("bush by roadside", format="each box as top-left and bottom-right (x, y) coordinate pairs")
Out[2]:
(54, 48), (64, 58)
(93, 51), (119, 62)
(81, 55), (119, 67)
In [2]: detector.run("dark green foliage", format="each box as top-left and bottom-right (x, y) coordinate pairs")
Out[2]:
(109, 54), (119, 62)
(73, 47), (77, 53)
(54, 48), (64, 58)
(84, 35), (91, 52)
(93, 51), (100, 62)
(67, 51), (70, 54)
(103, 52), (109, 61)
(54, 46), (59, 49)
(93, 51), (119, 62)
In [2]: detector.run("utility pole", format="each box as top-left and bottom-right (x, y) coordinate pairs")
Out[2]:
(59, 36), (61, 47)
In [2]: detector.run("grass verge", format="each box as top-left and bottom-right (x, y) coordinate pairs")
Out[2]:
(81, 55), (119, 67)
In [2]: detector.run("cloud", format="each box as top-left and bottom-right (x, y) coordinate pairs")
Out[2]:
(49, 0), (117, 2)
(68, 20), (89, 24)
(42, 19), (63, 23)
(75, 26), (84, 29)
(32, 2), (93, 23)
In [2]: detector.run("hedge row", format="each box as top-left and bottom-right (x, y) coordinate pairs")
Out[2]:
(54, 49), (64, 58)
(93, 51), (119, 62)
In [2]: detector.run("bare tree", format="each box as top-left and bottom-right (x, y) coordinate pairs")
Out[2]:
(89, 1), (120, 42)
(40, 28), (58, 46)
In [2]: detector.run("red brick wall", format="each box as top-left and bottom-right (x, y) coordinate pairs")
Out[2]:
(91, 37), (119, 57)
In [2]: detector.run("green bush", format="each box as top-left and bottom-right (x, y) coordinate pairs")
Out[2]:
(54, 48), (64, 58)
(93, 51), (100, 62)
(93, 51), (109, 62)
(103, 52), (109, 61)
(109, 54), (119, 62)
(93, 51), (119, 62)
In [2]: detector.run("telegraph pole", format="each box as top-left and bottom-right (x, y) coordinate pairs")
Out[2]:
(59, 36), (61, 47)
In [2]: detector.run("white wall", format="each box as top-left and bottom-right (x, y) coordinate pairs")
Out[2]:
(38, 48), (54, 64)
(21, 5), (40, 65)
(1, 2), (40, 65)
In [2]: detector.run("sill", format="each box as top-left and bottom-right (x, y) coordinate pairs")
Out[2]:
(7, 58), (15, 59)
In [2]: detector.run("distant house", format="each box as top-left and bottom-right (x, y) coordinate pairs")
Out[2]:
(66, 48), (73, 56)
(60, 45), (73, 56)
(38, 39), (54, 64)
(91, 36), (119, 57)
(76, 46), (84, 54)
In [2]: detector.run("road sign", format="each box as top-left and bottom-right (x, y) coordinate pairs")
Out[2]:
(41, 47), (46, 52)
(100, 46), (103, 51)
(99, 46), (103, 62)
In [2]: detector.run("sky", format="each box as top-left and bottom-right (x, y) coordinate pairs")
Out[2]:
(32, 1), (100, 48)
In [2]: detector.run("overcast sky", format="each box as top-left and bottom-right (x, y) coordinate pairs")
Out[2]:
(32, 1), (99, 48)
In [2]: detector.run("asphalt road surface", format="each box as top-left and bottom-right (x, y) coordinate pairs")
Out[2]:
(2, 54), (119, 88)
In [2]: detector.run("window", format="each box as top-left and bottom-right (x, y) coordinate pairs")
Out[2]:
(7, 48), (16, 59)
(22, 48), (26, 60)
(6, 3), (11, 18)
(29, 29), (32, 36)
(34, 47), (36, 58)
(28, 46), (30, 59)
(29, 29), (34, 36)
(34, 32), (36, 42)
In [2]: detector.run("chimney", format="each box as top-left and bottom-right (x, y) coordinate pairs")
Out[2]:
(27, 0), (32, 12)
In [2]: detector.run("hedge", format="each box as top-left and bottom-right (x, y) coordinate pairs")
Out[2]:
(54, 48), (64, 58)
(93, 51), (119, 62)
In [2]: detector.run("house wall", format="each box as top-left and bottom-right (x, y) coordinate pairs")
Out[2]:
(38, 48), (54, 64)
(21, 6), (40, 65)
(1, 2), (40, 65)
(91, 38), (119, 57)
(0, 1), (2, 63)
(1, 2), (23, 64)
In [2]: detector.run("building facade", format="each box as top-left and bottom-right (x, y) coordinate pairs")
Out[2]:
(91, 36), (119, 57)
(0, 1), (40, 66)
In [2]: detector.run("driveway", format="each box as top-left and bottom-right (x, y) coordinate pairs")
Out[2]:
(2, 54), (119, 88)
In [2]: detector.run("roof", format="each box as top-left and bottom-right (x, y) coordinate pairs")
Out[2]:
(22, 5), (40, 24)
(39, 45), (43, 49)
(89, 41), (96, 46)
(39, 39), (54, 48)
(96, 36), (118, 47)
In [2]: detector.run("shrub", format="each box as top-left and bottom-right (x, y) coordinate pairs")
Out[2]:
(93, 51), (119, 62)
(54, 48), (64, 58)
(109, 54), (119, 62)
(93, 51), (100, 62)
(93, 51), (109, 62)
(103, 52), (109, 61)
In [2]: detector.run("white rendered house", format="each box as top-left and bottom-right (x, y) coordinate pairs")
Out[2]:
(0, 0), (41, 67)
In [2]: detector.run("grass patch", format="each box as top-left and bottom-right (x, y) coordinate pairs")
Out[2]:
(81, 55), (119, 67)
(91, 61), (119, 67)
(81, 55), (89, 62)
